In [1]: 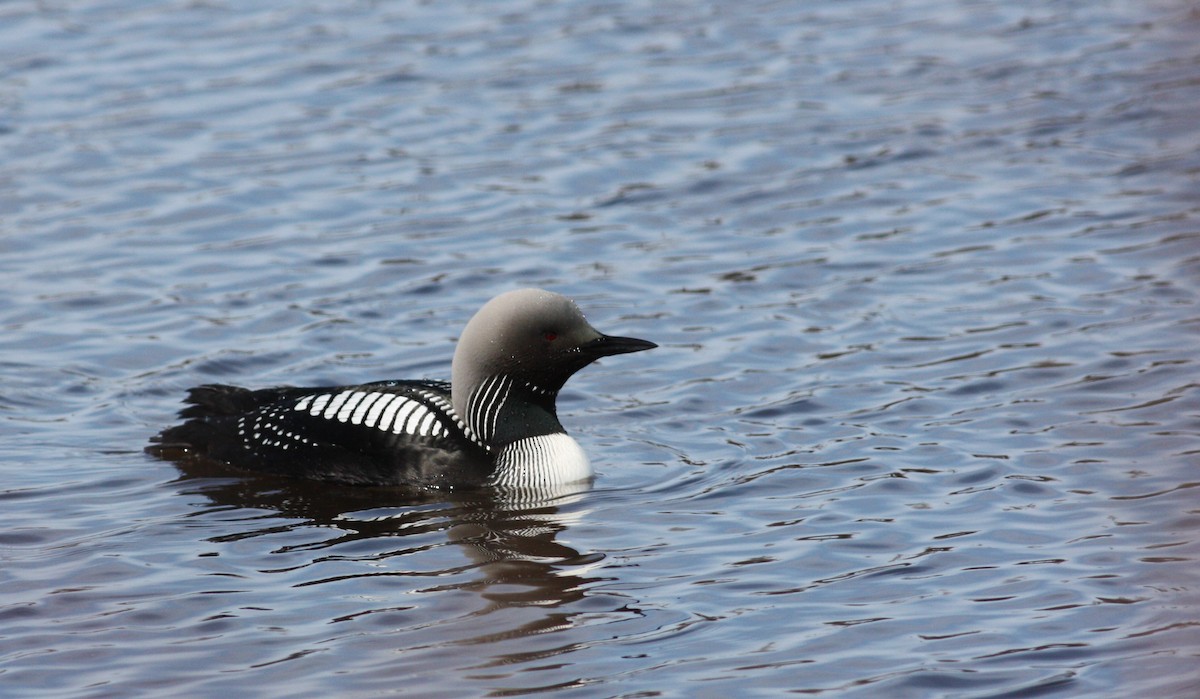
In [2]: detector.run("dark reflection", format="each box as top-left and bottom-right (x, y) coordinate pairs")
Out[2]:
(170, 458), (603, 641)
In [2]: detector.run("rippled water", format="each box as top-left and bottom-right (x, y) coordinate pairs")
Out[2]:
(3, 1), (1199, 696)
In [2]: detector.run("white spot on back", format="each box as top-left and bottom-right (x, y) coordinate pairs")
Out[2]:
(391, 401), (421, 433)
(350, 392), (385, 425)
(417, 410), (438, 436)
(285, 386), (468, 443)
(377, 396), (403, 429)
(364, 394), (393, 428)
(336, 391), (369, 422)
(322, 392), (352, 419)
(306, 393), (332, 415)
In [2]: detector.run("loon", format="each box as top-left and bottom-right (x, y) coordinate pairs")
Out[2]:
(148, 288), (656, 490)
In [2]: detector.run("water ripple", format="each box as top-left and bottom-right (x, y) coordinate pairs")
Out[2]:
(2, 0), (1199, 696)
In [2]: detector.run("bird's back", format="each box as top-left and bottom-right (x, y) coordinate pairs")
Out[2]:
(148, 380), (492, 487)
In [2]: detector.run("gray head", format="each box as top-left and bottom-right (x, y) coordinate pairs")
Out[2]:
(450, 288), (656, 445)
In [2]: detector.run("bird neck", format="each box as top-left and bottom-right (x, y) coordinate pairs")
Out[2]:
(457, 374), (564, 448)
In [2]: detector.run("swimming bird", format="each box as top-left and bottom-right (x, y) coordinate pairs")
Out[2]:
(148, 288), (656, 490)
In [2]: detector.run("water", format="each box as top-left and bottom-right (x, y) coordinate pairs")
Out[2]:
(2, 0), (1199, 696)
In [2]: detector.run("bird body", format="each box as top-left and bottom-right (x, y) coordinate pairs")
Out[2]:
(149, 289), (655, 490)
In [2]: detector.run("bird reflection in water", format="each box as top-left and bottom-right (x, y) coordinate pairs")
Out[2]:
(169, 458), (609, 650)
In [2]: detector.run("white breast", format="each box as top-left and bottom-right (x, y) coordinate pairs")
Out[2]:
(490, 433), (593, 490)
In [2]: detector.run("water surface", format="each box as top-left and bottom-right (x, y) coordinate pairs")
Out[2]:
(2, 1), (1199, 696)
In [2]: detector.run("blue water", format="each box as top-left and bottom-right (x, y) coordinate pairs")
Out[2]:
(2, 1), (1199, 696)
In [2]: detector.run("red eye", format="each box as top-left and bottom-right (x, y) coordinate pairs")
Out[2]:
(544, 331), (558, 342)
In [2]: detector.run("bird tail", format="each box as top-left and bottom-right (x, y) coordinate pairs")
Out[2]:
(146, 384), (257, 456)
